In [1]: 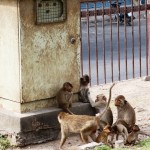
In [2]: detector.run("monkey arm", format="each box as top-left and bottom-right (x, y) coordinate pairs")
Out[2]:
(56, 90), (69, 106)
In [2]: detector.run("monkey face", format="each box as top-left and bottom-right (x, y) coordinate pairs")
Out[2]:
(67, 86), (73, 92)
(95, 94), (107, 103)
(115, 95), (126, 107)
(63, 82), (73, 92)
(103, 125), (111, 133)
(132, 125), (140, 132)
(80, 74), (90, 86)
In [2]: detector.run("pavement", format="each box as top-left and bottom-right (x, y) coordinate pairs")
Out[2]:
(7, 77), (150, 150)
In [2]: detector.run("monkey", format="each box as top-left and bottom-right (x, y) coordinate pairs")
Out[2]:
(78, 75), (114, 130)
(114, 95), (136, 126)
(58, 83), (115, 149)
(58, 112), (98, 149)
(93, 93), (113, 131)
(78, 74), (92, 103)
(56, 82), (74, 114)
(126, 124), (140, 145)
(96, 125), (113, 148)
(114, 119), (133, 133)
(111, 120), (129, 144)
(80, 74), (90, 86)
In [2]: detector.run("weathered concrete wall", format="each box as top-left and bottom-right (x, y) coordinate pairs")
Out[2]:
(20, 0), (81, 104)
(0, 0), (21, 106)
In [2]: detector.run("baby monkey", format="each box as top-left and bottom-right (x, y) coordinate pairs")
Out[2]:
(56, 82), (73, 114)
(111, 120), (129, 144)
(96, 125), (113, 148)
(79, 74), (91, 103)
(126, 124), (140, 145)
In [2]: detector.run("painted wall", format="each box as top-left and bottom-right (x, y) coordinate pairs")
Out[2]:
(20, 0), (81, 103)
(0, 0), (21, 104)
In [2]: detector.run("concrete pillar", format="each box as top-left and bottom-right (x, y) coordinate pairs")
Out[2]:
(0, 0), (96, 146)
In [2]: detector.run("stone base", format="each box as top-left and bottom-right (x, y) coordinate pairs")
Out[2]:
(144, 75), (150, 81)
(0, 102), (95, 146)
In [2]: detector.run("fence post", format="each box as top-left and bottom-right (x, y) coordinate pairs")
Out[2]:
(147, 0), (150, 79)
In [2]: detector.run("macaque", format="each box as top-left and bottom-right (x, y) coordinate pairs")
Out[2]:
(93, 93), (113, 130)
(115, 95), (136, 126)
(56, 82), (73, 114)
(114, 119), (132, 133)
(78, 75), (114, 130)
(78, 74), (92, 103)
(126, 125), (140, 145)
(58, 112), (98, 149)
(57, 83), (115, 148)
(111, 120), (129, 144)
(96, 125), (113, 147)
(93, 83), (115, 131)
(80, 74), (90, 86)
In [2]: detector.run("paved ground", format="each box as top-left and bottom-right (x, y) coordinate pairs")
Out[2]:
(8, 77), (150, 150)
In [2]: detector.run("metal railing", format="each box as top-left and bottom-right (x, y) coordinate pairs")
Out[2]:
(80, 0), (150, 85)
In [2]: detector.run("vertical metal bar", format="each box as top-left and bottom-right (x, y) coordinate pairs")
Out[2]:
(80, 3), (83, 77)
(110, 0), (114, 82)
(145, 0), (148, 75)
(117, 0), (121, 81)
(131, 0), (135, 78)
(138, 0), (142, 77)
(86, 2), (91, 85)
(124, 0), (128, 80)
(102, 1), (106, 83)
(94, 2), (99, 85)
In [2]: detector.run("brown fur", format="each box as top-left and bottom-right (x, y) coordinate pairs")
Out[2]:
(115, 95), (136, 126)
(58, 83), (115, 148)
(126, 125), (140, 145)
(56, 82), (73, 114)
(58, 112), (98, 148)
(96, 125), (113, 147)
(93, 93), (113, 130)
(111, 120), (129, 143)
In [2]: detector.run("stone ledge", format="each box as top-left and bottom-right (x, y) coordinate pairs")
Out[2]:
(0, 102), (95, 146)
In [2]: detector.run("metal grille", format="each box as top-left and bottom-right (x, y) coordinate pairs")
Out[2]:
(80, 0), (150, 85)
(36, 0), (66, 24)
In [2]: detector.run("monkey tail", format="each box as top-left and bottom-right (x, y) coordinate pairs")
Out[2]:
(96, 83), (115, 118)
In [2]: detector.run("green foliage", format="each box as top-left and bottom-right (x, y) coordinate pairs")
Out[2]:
(0, 135), (10, 150)
(94, 138), (150, 150)
(136, 138), (150, 150)
(94, 145), (111, 150)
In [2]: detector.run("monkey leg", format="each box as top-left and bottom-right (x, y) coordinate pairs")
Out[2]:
(59, 131), (68, 148)
(110, 134), (115, 143)
(89, 133), (96, 142)
(116, 134), (119, 140)
(80, 131), (89, 143)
